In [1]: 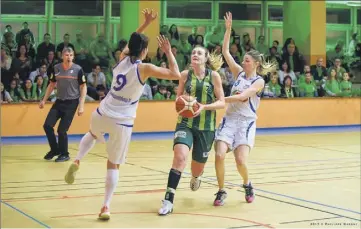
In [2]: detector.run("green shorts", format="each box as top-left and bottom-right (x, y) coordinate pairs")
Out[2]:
(173, 124), (215, 163)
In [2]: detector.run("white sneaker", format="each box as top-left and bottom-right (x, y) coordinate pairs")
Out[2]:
(158, 200), (173, 216)
(190, 176), (202, 191)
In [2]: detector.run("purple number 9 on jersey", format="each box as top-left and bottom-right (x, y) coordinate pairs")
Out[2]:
(113, 74), (127, 91)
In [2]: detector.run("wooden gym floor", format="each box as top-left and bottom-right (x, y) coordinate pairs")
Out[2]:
(1, 127), (360, 228)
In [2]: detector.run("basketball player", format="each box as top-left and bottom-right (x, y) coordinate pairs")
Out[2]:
(158, 46), (225, 215)
(213, 12), (277, 206)
(64, 9), (181, 220)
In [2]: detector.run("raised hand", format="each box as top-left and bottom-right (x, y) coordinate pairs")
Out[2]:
(157, 35), (171, 54)
(142, 8), (158, 24)
(224, 11), (232, 31)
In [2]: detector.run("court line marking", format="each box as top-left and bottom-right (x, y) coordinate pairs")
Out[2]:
(186, 172), (361, 216)
(49, 211), (275, 229)
(0, 200), (51, 228)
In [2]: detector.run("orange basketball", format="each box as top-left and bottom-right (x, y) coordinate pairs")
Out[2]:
(175, 95), (199, 118)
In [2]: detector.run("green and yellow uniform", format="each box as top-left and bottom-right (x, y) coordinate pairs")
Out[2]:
(174, 68), (216, 163)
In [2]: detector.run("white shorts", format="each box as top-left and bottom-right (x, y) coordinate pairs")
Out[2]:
(215, 116), (256, 151)
(90, 108), (133, 164)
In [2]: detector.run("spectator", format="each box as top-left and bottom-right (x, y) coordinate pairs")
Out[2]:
(29, 63), (48, 82)
(140, 83), (153, 100)
(347, 33), (358, 57)
(241, 33), (255, 53)
(278, 60), (296, 85)
(310, 57), (327, 82)
(8, 79), (22, 102)
(1, 82), (12, 103)
(2, 25), (15, 41)
(330, 58), (346, 82)
(339, 72), (352, 97)
(282, 43), (305, 75)
(171, 45), (186, 72)
(170, 84), (178, 100)
(86, 64), (106, 100)
(266, 72), (282, 97)
(272, 40), (282, 56)
(22, 32), (36, 60)
(43, 50), (59, 74)
(326, 42), (344, 66)
(33, 75), (48, 101)
(56, 33), (75, 60)
(168, 24), (180, 46)
(194, 35), (204, 47)
(205, 25), (223, 49)
(324, 68), (341, 97)
(256, 35), (268, 55)
(281, 76), (297, 98)
(1, 32), (17, 57)
(11, 44), (32, 83)
(151, 47), (167, 66)
(178, 33), (192, 61)
(160, 25), (169, 36)
(89, 33), (114, 68)
(266, 46), (281, 68)
(15, 22), (35, 45)
(73, 30), (91, 73)
(229, 43), (241, 65)
(153, 84), (169, 100)
(299, 72), (318, 97)
(187, 26), (198, 46)
(117, 39), (128, 52)
(1, 46), (13, 88)
(19, 79), (36, 102)
(37, 33), (55, 65)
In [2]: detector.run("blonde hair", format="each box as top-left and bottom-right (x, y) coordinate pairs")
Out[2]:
(246, 50), (277, 76)
(195, 45), (224, 72)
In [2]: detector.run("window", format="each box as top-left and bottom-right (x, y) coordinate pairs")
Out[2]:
(219, 3), (261, 21)
(111, 1), (120, 17)
(54, 0), (104, 16)
(358, 9), (361, 25)
(166, 2), (212, 19)
(326, 8), (351, 24)
(1, 0), (45, 15)
(268, 5), (283, 22)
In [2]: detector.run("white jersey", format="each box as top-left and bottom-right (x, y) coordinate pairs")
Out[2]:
(225, 72), (263, 120)
(98, 56), (145, 125)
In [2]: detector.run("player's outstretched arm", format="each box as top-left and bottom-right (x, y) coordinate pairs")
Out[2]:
(120, 8), (158, 60)
(139, 35), (181, 81)
(222, 12), (243, 77)
(225, 78), (265, 103)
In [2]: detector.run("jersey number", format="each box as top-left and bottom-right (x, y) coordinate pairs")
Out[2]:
(113, 74), (127, 91)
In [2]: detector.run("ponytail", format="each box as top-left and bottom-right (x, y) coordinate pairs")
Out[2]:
(206, 51), (224, 72)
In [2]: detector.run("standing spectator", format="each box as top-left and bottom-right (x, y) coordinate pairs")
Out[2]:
(282, 43), (305, 75)
(347, 33), (358, 57)
(37, 33), (55, 65)
(11, 44), (32, 83)
(39, 47), (87, 162)
(168, 24), (180, 47)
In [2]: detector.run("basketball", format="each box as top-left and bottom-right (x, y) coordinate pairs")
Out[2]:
(175, 95), (200, 118)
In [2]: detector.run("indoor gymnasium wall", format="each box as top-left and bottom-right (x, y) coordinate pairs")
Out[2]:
(2, 98), (361, 137)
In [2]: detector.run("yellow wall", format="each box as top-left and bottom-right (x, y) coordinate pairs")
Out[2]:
(310, 1), (326, 65)
(1, 98), (360, 137)
(138, 1), (160, 57)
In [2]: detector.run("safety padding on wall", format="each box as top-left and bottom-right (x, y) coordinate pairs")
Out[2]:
(1, 98), (361, 137)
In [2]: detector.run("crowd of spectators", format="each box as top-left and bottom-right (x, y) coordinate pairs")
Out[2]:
(1, 22), (360, 103)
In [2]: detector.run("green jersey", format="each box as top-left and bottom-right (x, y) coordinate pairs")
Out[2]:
(177, 69), (216, 131)
(339, 80), (352, 97)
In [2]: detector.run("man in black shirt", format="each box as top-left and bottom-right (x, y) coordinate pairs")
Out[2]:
(39, 47), (87, 162)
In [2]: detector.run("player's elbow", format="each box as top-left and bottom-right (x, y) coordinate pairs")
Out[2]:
(169, 70), (181, 80)
(218, 98), (226, 108)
